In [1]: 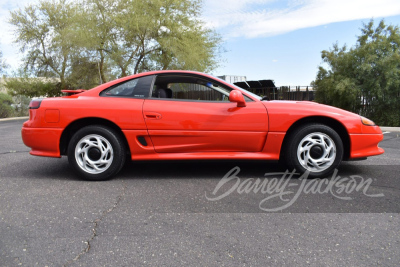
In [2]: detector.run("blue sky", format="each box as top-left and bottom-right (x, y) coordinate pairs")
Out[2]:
(1, 0), (400, 86)
(212, 16), (400, 86)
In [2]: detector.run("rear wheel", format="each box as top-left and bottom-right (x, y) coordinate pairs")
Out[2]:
(285, 124), (343, 178)
(68, 125), (126, 181)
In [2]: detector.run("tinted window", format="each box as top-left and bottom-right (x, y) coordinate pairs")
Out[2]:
(166, 82), (230, 101)
(152, 75), (253, 102)
(100, 75), (154, 98)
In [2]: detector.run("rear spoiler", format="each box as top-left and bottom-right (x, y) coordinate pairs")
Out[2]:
(61, 89), (87, 96)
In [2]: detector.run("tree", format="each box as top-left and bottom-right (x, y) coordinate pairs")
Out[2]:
(9, 0), (79, 90)
(5, 76), (61, 98)
(149, 0), (221, 72)
(12, 94), (31, 117)
(74, 0), (118, 83)
(0, 93), (14, 118)
(78, 0), (221, 79)
(313, 19), (400, 126)
(68, 56), (104, 89)
(9, 0), (221, 92)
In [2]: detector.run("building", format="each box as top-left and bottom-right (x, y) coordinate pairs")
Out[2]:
(217, 75), (247, 84)
(218, 75), (314, 101)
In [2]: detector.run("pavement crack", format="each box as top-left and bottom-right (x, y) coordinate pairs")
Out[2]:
(63, 181), (127, 266)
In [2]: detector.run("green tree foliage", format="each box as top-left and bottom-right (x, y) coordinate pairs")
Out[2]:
(9, 0), (79, 90)
(313, 20), (400, 126)
(5, 77), (61, 98)
(12, 95), (31, 117)
(68, 57), (104, 89)
(8, 0), (221, 94)
(79, 0), (221, 81)
(0, 93), (14, 118)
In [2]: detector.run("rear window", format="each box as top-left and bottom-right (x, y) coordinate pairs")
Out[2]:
(100, 75), (154, 98)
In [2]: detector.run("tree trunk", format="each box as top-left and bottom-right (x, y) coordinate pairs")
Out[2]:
(120, 67), (127, 77)
(134, 54), (145, 74)
(99, 50), (107, 83)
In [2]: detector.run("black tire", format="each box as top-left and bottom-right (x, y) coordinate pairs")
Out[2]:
(284, 124), (343, 178)
(67, 125), (126, 181)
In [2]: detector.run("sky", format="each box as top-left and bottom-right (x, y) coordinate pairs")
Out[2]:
(1, 0), (400, 86)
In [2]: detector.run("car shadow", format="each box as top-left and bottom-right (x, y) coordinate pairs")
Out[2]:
(15, 156), (375, 182)
(117, 159), (368, 180)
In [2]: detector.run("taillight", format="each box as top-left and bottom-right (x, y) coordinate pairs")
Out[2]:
(29, 99), (43, 109)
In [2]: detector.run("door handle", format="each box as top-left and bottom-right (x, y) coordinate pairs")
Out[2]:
(144, 112), (162, 120)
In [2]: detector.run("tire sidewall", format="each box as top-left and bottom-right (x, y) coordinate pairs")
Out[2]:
(68, 125), (125, 181)
(286, 124), (343, 178)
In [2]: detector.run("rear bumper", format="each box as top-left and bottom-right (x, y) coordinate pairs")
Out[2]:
(349, 133), (384, 159)
(21, 127), (63, 158)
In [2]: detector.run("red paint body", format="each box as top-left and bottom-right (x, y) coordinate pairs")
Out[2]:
(21, 70), (384, 162)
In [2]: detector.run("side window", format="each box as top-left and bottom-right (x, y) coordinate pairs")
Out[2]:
(151, 75), (253, 102)
(100, 75), (154, 98)
(151, 75), (237, 102)
(168, 83), (230, 101)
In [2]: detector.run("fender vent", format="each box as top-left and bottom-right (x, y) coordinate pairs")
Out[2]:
(137, 136), (148, 146)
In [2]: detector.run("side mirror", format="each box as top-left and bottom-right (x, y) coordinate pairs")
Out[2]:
(229, 90), (246, 107)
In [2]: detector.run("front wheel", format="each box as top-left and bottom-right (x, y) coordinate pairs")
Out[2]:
(284, 124), (343, 178)
(68, 125), (126, 181)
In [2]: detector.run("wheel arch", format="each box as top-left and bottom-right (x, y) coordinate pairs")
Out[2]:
(59, 117), (130, 156)
(279, 116), (350, 161)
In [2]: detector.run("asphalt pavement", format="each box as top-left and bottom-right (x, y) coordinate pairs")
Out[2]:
(0, 118), (399, 266)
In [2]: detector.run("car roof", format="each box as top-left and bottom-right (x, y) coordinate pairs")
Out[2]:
(73, 70), (260, 101)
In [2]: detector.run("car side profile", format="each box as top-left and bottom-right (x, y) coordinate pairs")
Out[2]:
(22, 70), (384, 180)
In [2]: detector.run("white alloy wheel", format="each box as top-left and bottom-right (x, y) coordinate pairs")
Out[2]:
(75, 134), (114, 174)
(296, 132), (336, 172)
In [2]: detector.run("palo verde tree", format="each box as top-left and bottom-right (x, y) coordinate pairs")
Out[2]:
(0, 93), (14, 118)
(149, 0), (220, 72)
(313, 19), (400, 126)
(9, 0), (80, 91)
(9, 0), (221, 92)
(80, 0), (221, 81)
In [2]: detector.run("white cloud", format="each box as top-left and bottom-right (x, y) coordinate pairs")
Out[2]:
(203, 0), (275, 15)
(203, 0), (400, 38)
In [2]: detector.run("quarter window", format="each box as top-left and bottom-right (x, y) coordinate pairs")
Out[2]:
(100, 75), (154, 98)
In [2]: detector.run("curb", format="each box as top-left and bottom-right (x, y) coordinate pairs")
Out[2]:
(380, 127), (400, 133)
(0, 116), (29, 122)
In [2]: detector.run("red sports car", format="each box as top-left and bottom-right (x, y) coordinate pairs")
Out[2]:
(22, 70), (384, 180)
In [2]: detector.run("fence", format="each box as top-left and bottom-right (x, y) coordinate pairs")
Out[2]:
(243, 86), (314, 101)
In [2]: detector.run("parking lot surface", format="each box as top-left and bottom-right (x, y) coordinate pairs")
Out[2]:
(0, 119), (399, 266)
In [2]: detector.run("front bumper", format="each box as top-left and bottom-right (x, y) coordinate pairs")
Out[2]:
(21, 127), (63, 158)
(349, 133), (384, 159)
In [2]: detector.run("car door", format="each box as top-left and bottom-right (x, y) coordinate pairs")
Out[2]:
(142, 74), (268, 153)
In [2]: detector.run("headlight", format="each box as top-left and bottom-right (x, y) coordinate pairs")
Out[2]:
(361, 116), (376, 126)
